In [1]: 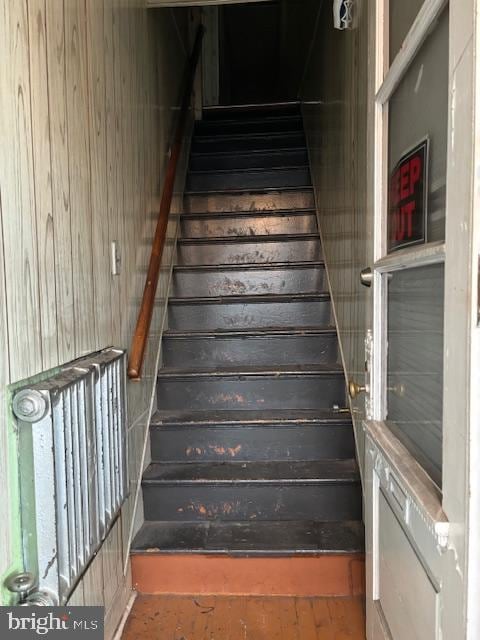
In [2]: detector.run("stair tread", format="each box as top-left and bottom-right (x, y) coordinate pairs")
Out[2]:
(157, 363), (344, 379)
(151, 408), (351, 427)
(196, 114), (303, 128)
(180, 208), (316, 219)
(173, 262), (324, 272)
(131, 519), (364, 555)
(194, 130), (305, 142)
(188, 165), (309, 176)
(191, 146), (307, 159)
(168, 292), (330, 305)
(186, 185), (312, 197)
(203, 101), (300, 118)
(178, 233), (319, 245)
(143, 459), (359, 484)
(163, 326), (337, 339)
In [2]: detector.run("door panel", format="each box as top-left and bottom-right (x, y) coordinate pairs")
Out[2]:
(366, 1), (456, 639)
(378, 492), (438, 640)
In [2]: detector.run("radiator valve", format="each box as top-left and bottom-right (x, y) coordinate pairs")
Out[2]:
(4, 572), (56, 606)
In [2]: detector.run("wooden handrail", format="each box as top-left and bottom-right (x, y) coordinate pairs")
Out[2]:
(128, 25), (205, 379)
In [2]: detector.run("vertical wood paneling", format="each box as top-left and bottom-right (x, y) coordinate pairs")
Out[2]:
(120, 0), (135, 347)
(64, 0), (95, 356)
(82, 550), (105, 607)
(0, 0), (42, 381)
(1, 1), (194, 626)
(27, 0), (58, 369)
(112, 0), (127, 348)
(302, 0), (370, 475)
(0, 198), (12, 579)
(45, 0), (75, 364)
(86, 0), (112, 350)
(102, 518), (124, 611)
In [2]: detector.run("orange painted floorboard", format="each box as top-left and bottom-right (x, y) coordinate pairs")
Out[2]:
(121, 594), (366, 639)
(131, 554), (365, 597)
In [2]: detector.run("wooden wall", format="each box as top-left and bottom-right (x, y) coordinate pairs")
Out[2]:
(0, 1), (194, 634)
(301, 0), (372, 478)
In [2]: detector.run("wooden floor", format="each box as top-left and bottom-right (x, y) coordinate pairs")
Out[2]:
(121, 594), (366, 639)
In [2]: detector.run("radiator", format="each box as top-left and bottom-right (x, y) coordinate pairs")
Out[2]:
(12, 348), (128, 606)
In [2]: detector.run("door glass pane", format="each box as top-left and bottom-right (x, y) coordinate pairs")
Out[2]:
(388, 8), (448, 247)
(386, 263), (444, 487)
(389, 0), (425, 62)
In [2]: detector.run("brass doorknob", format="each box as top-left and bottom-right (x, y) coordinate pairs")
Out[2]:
(348, 380), (366, 399)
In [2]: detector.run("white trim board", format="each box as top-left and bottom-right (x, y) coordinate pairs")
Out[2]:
(376, 0), (448, 104)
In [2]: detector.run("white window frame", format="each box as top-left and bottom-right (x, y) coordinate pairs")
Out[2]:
(371, 0), (448, 440)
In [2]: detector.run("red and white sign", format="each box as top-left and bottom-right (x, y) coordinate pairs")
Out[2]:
(388, 139), (428, 252)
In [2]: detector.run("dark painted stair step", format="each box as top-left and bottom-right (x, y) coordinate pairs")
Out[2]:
(141, 460), (361, 522)
(203, 102), (300, 121)
(131, 520), (364, 555)
(151, 408), (352, 426)
(195, 115), (303, 137)
(162, 326), (338, 368)
(192, 132), (306, 154)
(156, 364), (346, 411)
(171, 262), (326, 297)
(184, 187), (315, 214)
(187, 166), (310, 192)
(167, 292), (332, 330)
(180, 209), (318, 238)
(150, 408), (354, 462)
(177, 233), (321, 265)
(189, 148), (309, 171)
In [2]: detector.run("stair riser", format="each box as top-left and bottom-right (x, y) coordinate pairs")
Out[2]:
(187, 168), (310, 192)
(150, 424), (355, 463)
(162, 334), (338, 368)
(184, 190), (315, 214)
(177, 239), (321, 265)
(180, 213), (317, 238)
(131, 554), (365, 597)
(168, 299), (331, 330)
(195, 116), (302, 136)
(189, 149), (309, 171)
(142, 483), (361, 522)
(192, 133), (305, 154)
(203, 104), (300, 120)
(156, 374), (346, 411)
(172, 266), (325, 297)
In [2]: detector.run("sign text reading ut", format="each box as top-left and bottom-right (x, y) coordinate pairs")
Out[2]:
(388, 139), (428, 252)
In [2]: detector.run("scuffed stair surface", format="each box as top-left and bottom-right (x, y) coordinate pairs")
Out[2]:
(156, 363), (344, 378)
(189, 148), (309, 170)
(168, 292), (331, 304)
(131, 520), (364, 555)
(150, 408), (351, 426)
(142, 459), (360, 484)
(163, 326), (336, 337)
(131, 102), (364, 570)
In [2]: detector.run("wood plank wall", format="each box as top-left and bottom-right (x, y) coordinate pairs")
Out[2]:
(301, 0), (372, 478)
(0, 1), (194, 634)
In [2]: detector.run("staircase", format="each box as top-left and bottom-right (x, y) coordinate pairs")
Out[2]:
(130, 103), (364, 597)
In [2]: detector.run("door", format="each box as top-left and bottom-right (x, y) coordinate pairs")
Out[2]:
(362, 0), (480, 638)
